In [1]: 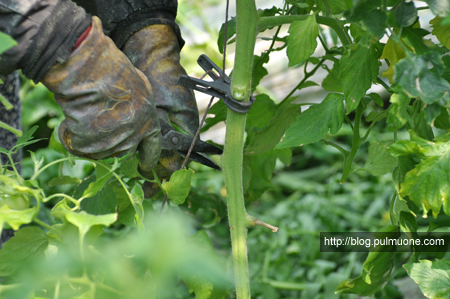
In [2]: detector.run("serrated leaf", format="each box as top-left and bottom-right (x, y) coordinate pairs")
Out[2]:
(0, 206), (37, 232)
(394, 52), (450, 105)
(361, 142), (398, 176)
(287, 16), (319, 66)
(404, 259), (450, 298)
(387, 92), (411, 130)
(276, 93), (344, 149)
(161, 169), (195, 205)
(322, 61), (342, 92)
(217, 17), (236, 54)
(30, 151), (44, 177)
(380, 38), (406, 84)
(400, 147), (450, 218)
(390, 195), (413, 225)
(251, 54), (269, 92)
(48, 176), (82, 187)
(0, 227), (47, 276)
(49, 129), (66, 154)
(65, 211), (117, 238)
(16, 126), (38, 146)
(431, 16), (450, 50)
(246, 100), (301, 155)
(340, 38), (380, 112)
(336, 225), (398, 296)
(0, 32), (17, 55)
(246, 94), (276, 130)
(80, 184), (117, 215)
(394, 1), (417, 28)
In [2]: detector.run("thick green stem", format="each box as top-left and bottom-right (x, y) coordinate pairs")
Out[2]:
(224, 110), (250, 298)
(223, 1), (258, 298)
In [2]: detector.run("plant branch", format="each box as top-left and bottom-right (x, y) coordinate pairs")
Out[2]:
(0, 120), (22, 137)
(340, 103), (364, 183)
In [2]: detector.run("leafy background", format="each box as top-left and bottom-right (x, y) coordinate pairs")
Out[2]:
(1, 0), (450, 298)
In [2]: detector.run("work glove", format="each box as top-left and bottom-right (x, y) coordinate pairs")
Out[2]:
(122, 24), (199, 198)
(42, 17), (162, 172)
(73, 0), (200, 197)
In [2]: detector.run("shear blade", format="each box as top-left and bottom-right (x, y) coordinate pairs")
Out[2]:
(179, 151), (221, 171)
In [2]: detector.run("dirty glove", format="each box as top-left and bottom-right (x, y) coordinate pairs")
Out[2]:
(42, 17), (161, 170)
(122, 25), (199, 197)
(74, 0), (200, 196)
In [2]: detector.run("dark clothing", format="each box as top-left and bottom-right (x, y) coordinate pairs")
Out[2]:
(0, 0), (91, 82)
(0, 0), (182, 82)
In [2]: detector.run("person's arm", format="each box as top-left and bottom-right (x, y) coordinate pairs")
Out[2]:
(0, 0), (91, 81)
(0, 0), (162, 170)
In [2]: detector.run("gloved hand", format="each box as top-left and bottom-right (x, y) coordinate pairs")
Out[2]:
(42, 16), (162, 171)
(122, 24), (199, 198)
(73, 0), (200, 197)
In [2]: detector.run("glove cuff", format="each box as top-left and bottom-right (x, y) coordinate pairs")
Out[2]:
(110, 9), (185, 50)
(21, 0), (92, 83)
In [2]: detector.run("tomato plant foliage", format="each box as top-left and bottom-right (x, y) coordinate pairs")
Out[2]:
(2, 0), (450, 298)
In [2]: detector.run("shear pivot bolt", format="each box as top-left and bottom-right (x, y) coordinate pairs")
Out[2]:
(172, 136), (180, 144)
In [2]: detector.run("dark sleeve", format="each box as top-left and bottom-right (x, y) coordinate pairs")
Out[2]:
(0, 0), (91, 82)
(72, 0), (183, 49)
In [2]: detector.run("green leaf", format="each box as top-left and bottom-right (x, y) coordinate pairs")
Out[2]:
(0, 227), (48, 276)
(317, 0), (351, 14)
(344, 0), (386, 37)
(161, 168), (195, 205)
(434, 107), (450, 130)
(394, 52), (450, 105)
(431, 16), (450, 50)
(0, 206), (37, 231)
(0, 32), (17, 55)
(65, 211), (117, 238)
(243, 150), (279, 202)
(245, 94), (276, 130)
(336, 225), (398, 296)
(339, 38), (380, 112)
(119, 154), (141, 178)
(16, 126), (38, 146)
(251, 54), (269, 92)
(276, 93), (344, 149)
(181, 231), (229, 299)
(392, 155), (417, 193)
(380, 38), (406, 84)
(404, 259), (450, 298)
(400, 152), (450, 218)
(49, 129), (67, 154)
(367, 92), (384, 107)
(217, 17), (236, 54)
(80, 184), (117, 215)
(322, 61), (342, 93)
(246, 100), (301, 155)
(48, 176), (82, 187)
(361, 141), (398, 176)
(390, 195), (414, 225)
(387, 92), (411, 130)
(286, 16), (319, 66)
(201, 101), (227, 133)
(81, 162), (116, 199)
(423, 0), (450, 17)
(394, 1), (417, 28)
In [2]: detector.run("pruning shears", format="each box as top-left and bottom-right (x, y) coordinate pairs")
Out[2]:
(159, 120), (223, 170)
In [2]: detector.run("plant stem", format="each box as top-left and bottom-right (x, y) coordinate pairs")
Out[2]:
(0, 120), (22, 137)
(340, 104), (364, 183)
(224, 1), (258, 298)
